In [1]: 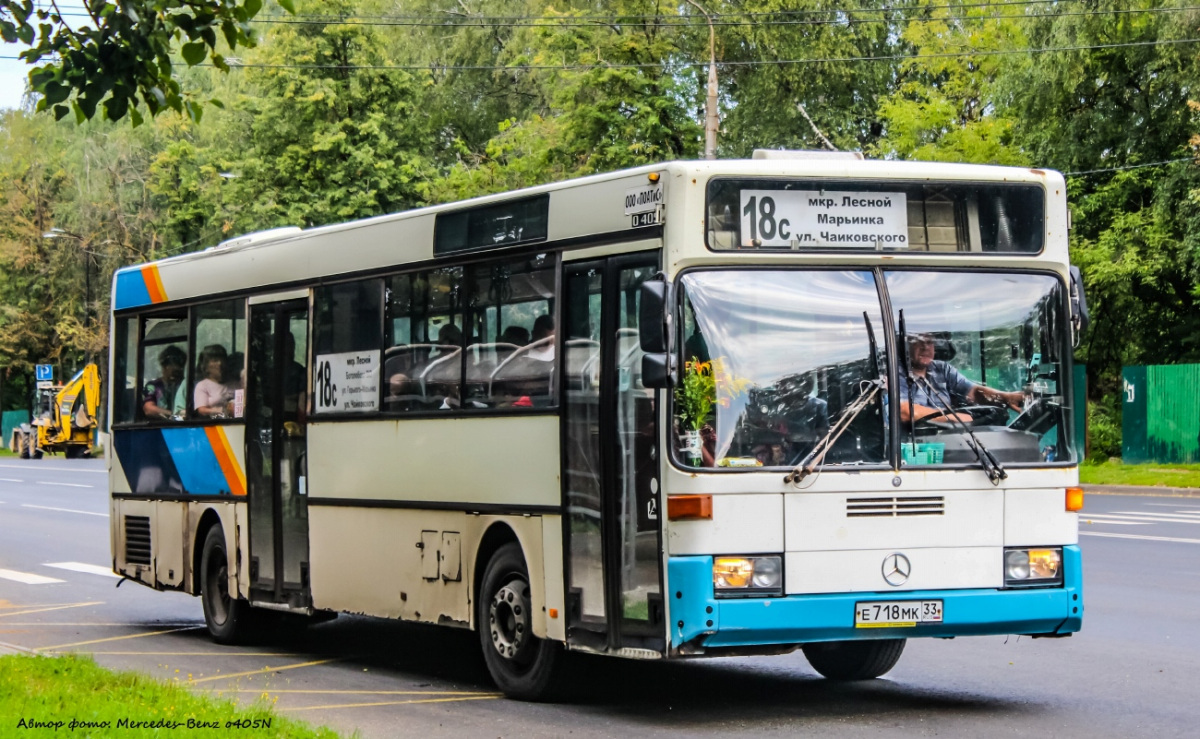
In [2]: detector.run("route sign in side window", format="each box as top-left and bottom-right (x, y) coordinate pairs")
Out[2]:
(313, 279), (383, 415)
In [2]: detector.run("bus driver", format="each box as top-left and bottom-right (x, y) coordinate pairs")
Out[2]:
(900, 333), (1024, 424)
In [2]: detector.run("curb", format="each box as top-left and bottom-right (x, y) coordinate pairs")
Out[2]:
(1083, 484), (1200, 499)
(0, 639), (35, 656)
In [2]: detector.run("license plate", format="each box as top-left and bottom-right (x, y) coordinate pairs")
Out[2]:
(855, 600), (943, 628)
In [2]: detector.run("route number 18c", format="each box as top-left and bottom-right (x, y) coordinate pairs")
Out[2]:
(742, 195), (790, 243)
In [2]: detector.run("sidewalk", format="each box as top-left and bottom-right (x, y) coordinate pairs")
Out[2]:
(1083, 484), (1200, 498)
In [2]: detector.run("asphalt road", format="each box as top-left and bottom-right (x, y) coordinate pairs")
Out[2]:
(1, 458), (1198, 738)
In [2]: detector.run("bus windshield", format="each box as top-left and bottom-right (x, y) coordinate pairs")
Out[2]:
(678, 268), (1073, 469)
(680, 269), (888, 467)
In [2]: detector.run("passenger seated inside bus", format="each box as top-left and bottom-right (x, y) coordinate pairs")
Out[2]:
(424, 323), (464, 409)
(194, 344), (242, 419)
(490, 315), (555, 406)
(142, 345), (188, 421)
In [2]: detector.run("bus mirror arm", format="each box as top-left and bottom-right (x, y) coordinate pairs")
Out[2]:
(1069, 266), (1089, 348)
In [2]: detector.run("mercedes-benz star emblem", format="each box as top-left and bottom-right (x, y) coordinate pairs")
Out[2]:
(882, 553), (911, 587)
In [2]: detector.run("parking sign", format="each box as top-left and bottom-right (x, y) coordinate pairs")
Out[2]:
(35, 364), (53, 382)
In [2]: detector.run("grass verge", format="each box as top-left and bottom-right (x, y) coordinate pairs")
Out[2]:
(1, 653), (344, 737)
(1079, 459), (1200, 488)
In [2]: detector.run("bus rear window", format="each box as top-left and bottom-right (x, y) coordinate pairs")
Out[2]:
(706, 179), (1044, 254)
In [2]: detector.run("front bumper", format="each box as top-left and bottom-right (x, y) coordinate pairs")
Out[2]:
(668, 545), (1082, 650)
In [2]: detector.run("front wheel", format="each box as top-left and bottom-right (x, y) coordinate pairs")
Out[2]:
(199, 525), (255, 644)
(477, 543), (563, 700)
(802, 638), (906, 680)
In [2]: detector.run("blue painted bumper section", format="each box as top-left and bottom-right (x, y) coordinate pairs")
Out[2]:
(668, 546), (1083, 649)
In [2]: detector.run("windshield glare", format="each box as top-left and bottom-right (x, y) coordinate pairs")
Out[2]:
(677, 269), (1073, 469)
(680, 270), (887, 467)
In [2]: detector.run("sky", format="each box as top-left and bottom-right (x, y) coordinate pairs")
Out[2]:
(0, 56), (32, 111)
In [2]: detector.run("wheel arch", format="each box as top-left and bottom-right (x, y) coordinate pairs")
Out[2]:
(192, 508), (224, 595)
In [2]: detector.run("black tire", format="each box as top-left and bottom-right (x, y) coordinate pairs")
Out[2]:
(65, 445), (84, 460)
(199, 525), (255, 645)
(802, 639), (906, 680)
(478, 542), (563, 700)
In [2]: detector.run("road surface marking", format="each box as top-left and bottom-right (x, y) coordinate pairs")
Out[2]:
(35, 481), (93, 488)
(0, 568), (65, 585)
(22, 504), (106, 517)
(0, 602), (103, 618)
(44, 562), (120, 578)
(38, 626), (204, 651)
(0, 623), (202, 627)
(0, 464), (104, 474)
(1080, 518), (1150, 526)
(1086, 512), (1200, 525)
(0, 478), (23, 482)
(188, 658), (337, 685)
(1146, 502), (1200, 509)
(1080, 531), (1200, 545)
(88, 651), (293, 656)
(285, 695), (500, 711)
(243, 689), (501, 695)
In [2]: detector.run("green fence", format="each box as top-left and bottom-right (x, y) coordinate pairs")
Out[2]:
(2, 409), (30, 450)
(1123, 364), (1200, 464)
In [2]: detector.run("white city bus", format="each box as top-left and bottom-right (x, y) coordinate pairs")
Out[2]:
(108, 152), (1086, 699)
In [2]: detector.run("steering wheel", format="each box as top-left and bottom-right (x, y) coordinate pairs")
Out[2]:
(914, 404), (1009, 429)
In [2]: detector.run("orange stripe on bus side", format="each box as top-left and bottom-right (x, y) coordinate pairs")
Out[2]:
(141, 265), (167, 303)
(205, 427), (246, 497)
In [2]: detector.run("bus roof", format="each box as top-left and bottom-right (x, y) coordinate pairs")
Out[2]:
(112, 158), (1065, 312)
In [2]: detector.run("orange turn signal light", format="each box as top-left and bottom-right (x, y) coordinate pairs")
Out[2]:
(668, 494), (712, 520)
(549, 608), (558, 619)
(1066, 486), (1084, 512)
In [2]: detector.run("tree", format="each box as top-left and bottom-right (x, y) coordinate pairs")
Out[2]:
(0, 0), (288, 124)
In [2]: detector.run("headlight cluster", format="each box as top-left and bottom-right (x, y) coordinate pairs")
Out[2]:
(713, 556), (783, 598)
(1004, 547), (1063, 587)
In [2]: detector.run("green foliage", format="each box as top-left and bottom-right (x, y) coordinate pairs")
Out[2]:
(0, 653), (342, 738)
(676, 357), (716, 431)
(1087, 394), (1123, 462)
(1078, 459), (1200, 488)
(1, 0), (287, 125)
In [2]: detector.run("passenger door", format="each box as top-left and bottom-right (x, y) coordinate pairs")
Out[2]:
(562, 253), (664, 652)
(246, 299), (311, 608)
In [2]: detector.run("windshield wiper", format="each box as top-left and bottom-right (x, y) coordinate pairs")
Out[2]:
(916, 375), (1008, 485)
(897, 310), (918, 459)
(786, 313), (883, 486)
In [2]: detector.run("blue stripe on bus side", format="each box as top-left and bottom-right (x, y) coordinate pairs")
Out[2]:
(668, 545), (1083, 648)
(160, 427), (233, 495)
(113, 268), (152, 311)
(113, 428), (185, 494)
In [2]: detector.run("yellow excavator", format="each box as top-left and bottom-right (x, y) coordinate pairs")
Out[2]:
(12, 364), (101, 459)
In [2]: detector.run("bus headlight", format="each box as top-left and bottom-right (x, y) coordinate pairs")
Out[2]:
(1004, 547), (1062, 587)
(714, 556), (783, 597)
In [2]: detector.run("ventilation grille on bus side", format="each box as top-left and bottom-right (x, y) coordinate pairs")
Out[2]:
(124, 515), (152, 566)
(846, 496), (945, 517)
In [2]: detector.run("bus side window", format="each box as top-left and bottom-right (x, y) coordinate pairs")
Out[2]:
(468, 255), (556, 408)
(386, 267), (463, 411)
(139, 312), (191, 422)
(112, 316), (138, 425)
(191, 300), (246, 420)
(313, 278), (384, 415)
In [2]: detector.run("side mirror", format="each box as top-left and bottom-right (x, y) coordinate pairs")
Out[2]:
(639, 278), (676, 388)
(1069, 265), (1089, 347)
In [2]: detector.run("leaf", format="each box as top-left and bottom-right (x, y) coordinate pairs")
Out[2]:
(181, 41), (207, 67)
(129, 106), (143, 128)
(244, 0), (263, 17)
(276, 0), (295, 14)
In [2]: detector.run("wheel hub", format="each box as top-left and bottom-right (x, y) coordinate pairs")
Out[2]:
(488, 579), (530, 661)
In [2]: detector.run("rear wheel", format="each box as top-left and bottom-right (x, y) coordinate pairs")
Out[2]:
(478, 543), (563, 700)
(200, 525), (255, 644)
(802, 639), (906, 680)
